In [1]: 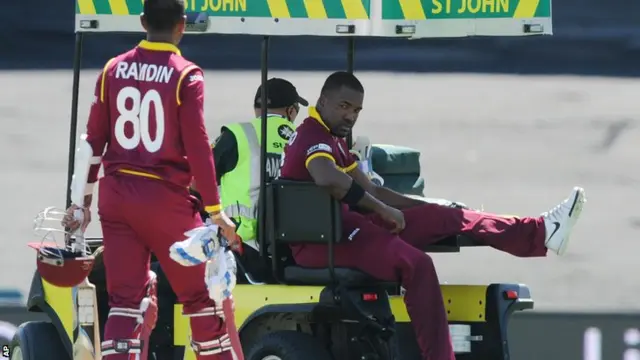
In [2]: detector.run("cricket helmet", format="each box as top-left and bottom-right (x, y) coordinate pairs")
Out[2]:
(31, 207), (94, 288)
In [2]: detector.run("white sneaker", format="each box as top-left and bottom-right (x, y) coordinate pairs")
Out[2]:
(541, 187), (586, 256)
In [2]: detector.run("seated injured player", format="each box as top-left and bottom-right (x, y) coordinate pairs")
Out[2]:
(278, 71), (587, 360)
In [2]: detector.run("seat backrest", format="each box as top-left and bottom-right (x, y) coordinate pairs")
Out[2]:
(266, 179), (342, 245)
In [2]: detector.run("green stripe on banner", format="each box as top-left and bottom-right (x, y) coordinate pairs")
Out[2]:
(383, 0), (405, 20)
(361, 0), (371, 14)
(287, 0), (309, 18)
(324, 0), (346, 19)
(249, 0), (271, 17)
(93, 0), (113, 15)
(534, 0), (551, 17)
(127, 0), (143, 16)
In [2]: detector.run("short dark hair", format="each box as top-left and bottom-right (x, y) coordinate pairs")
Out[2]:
(143, 0), (185, 32)
(320, 71), (364, 96)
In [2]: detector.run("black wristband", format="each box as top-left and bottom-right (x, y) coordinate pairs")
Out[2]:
(341, 181), (365, 205)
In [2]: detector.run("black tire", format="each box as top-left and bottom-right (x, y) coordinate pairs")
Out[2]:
(246, 330), (332, 360)
(10, 321), (69, 360)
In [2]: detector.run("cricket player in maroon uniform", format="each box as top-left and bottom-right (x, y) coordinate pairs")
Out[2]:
(279, 71), (586, 360)
(63, 0), (238, 358)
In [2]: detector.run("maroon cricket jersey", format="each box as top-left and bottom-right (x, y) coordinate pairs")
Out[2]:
(279, 108), (358, 252)
(279, 107), (358, 182)
(84, 40), (220, 211)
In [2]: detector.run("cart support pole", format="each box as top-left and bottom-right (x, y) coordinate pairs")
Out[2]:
(65, 32), (84, 209)
(346, 37), (355, 149)
(258, 36), (270, 264)
(346, 37), (355, 73)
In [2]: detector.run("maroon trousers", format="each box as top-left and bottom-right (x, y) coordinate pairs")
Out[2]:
(98, 174), (231, 359)
(293, 203), (547, 360)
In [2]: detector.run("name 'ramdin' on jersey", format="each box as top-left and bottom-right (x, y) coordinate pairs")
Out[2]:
(114, 61), (175, 84)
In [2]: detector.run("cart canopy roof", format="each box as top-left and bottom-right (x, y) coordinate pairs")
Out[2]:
(75, 0), (552, 38)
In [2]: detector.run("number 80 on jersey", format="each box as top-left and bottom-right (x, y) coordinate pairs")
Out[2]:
(115, 86), (165, 153)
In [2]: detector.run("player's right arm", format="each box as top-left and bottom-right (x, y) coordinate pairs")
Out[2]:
(177, 67), (221, 213)
(307, 153), (404, 232)
(304, 142), (389, 215)
(348, 165), (426, 209)
(177, 67), (241, 242)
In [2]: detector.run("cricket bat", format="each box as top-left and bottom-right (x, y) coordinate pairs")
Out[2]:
(73, 209), (102, 360)
(77, 276), (102, 360)
(222, 297), (244, 360)
(216, 231), (244, 360)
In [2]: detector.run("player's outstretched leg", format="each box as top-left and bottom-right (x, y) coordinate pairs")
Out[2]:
(388, 187), (586, 258)
(540, 186), (586, 256)
(101, 271), (159, 359)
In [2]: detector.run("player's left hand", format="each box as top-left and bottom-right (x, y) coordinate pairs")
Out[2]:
(62, 204), (92, 233)
(211, 211), (241, 250)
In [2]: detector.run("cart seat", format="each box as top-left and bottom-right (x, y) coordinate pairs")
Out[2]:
(267, 179), (379, 285)
(283, 266), (392, 286)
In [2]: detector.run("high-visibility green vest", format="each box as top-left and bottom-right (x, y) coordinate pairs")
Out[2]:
(219, 115), (295, 250)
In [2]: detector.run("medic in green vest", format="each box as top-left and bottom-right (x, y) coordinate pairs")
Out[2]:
(212, 78), (308, 253)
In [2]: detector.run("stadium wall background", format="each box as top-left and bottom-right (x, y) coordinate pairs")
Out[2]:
(1, 0), (639, 76)
(1, 306), (639, 359)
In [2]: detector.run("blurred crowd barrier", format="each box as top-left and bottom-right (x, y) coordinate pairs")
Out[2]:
(1, 304), (639, 359)
(1, 0), (639, 75)
(509, 312), (640, 360)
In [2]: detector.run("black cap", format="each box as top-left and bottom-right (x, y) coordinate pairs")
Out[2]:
(254, 78), (309, 109)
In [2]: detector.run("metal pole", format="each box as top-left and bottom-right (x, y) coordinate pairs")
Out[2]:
(65, 32), (84, 208)
(347, 37), (355, 73)
(258, 36), (270, 262)
(346, 37), (355, 149)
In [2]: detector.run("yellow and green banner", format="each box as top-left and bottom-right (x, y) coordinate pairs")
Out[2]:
(76, 0), (372, 19)
(76, 0), (551, 36)
(382, 0), (551, 19)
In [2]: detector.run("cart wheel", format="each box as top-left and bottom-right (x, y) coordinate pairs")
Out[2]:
(9, 321), (68, 360)
(246, 331), (332, 360)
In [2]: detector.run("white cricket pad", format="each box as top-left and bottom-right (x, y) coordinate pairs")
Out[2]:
(101, 339), (142, 356)
(182, 306), (224, 319)
(191, 333), (232, 356)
